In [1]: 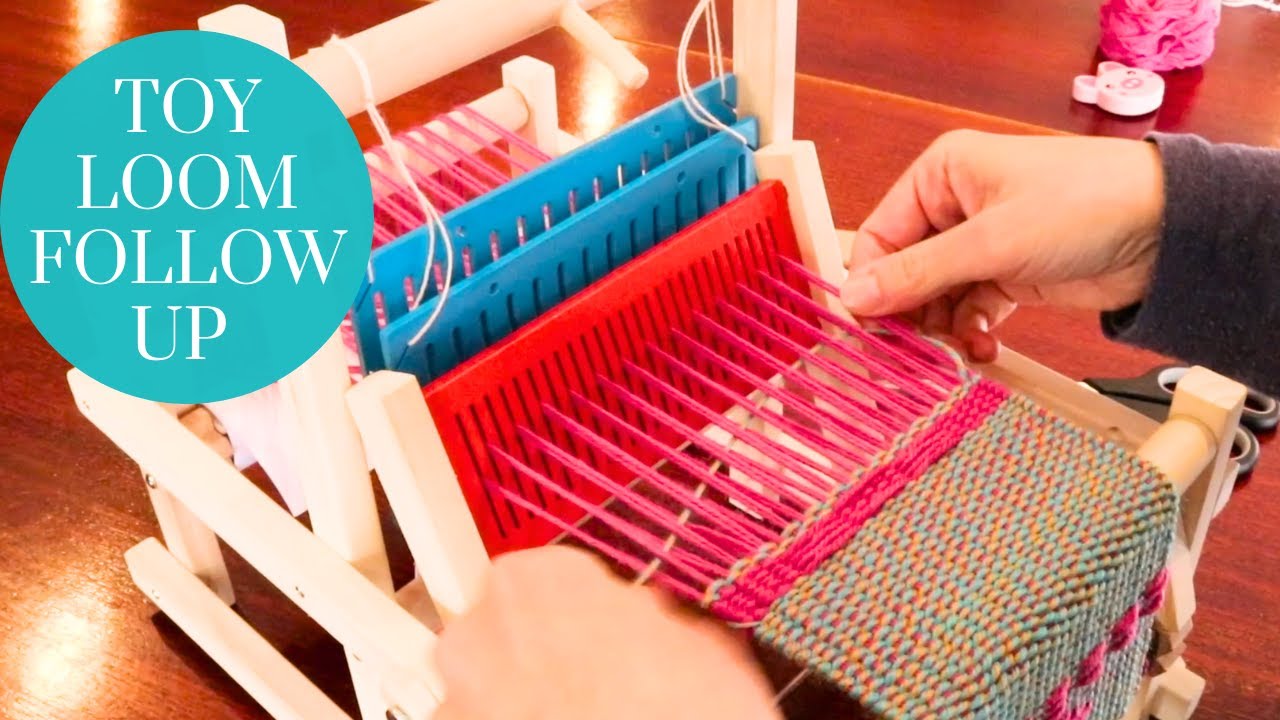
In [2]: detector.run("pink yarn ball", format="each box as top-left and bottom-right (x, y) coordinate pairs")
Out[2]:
(1099, 0), (1222, 71)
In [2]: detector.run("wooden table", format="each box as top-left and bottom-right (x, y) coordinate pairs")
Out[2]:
(597, 0), (1280, 146)
(0, 2), (1276, 719)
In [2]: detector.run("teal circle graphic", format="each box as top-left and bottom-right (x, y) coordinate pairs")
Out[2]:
(1, 30), (372, 403)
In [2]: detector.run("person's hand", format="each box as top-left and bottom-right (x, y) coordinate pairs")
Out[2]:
(841, 130), (1165, 361)
(434, 546), (782, 720)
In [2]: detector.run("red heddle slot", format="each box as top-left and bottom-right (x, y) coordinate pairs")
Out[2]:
(423, 181), (824, 555)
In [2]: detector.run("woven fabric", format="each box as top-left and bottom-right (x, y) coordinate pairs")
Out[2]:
(755, 392), (1177, 720)
(708, 376), (1007, 623)
(1078, 613), (1156, 720)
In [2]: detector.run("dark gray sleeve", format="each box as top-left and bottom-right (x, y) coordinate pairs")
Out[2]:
(1100, 133), (1280, 397)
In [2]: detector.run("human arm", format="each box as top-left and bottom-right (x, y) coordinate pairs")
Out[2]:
(839, 130), (1280, 396)
(1101, 133), (1280, 397)
(434, 546), (782, 720)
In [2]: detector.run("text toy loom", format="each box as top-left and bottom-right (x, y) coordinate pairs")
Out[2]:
(65, 2), (1248, 720)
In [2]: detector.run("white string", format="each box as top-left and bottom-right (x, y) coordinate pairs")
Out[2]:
(624, 412), (804, 708)
(773, 668), (811, 706)
(678, 0), (749, 145)
(708, 0), (728, 84)
(1223, 0), (1280, 10)
(327, 35), (455, 347)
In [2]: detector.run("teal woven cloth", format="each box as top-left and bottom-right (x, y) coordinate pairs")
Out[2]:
(755, 393), (1177, 720)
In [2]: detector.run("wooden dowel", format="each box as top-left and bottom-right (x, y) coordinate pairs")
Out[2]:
(559, 2), (649, 89)
(291, 0), (625, 118)
(1136, 415), (1216, 496)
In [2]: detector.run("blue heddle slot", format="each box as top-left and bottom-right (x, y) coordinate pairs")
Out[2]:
(353, 76), (744, 374)
(381, 117), (759, 385)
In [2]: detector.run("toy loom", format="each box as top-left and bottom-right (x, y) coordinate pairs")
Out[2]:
(66, 3), (1251, 720)
(424, 179), (1179, 720)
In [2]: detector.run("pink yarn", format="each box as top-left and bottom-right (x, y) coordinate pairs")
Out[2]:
(1107, 604), (1142, 650)
(1075, 643), (1109, 686)
(1099, 0), (1221, 71)
(1043, 680), (1073, 720)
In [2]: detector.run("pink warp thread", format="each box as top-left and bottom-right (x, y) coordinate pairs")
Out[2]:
(710, 380), (1010, 623)
(1099, 0), (1221, 71)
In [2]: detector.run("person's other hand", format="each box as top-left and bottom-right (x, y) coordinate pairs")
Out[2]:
(841, 130), (1165, 361)
(434, 546), (781, 720)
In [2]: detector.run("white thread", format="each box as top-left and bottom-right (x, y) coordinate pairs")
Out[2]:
(327, 35), (454, 347)
(634, 481), (708, 586)
(773, 668), (811, 706)
(1223, 0), (1280, 10)
(678, 0), (749, 146)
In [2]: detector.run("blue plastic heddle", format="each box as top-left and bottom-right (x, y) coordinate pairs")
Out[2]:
(351, 76), (754, 381)
(383, 118), (758, 384)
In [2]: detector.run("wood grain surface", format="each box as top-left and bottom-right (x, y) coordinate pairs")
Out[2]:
(596, 0), (1280, 146)
(0, 2), (1275, 719)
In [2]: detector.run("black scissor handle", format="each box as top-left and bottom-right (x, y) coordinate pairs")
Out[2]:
(1157, 366), (1277, 435)
(1232, 425), (1262, 478)
(1089, 365), (1278, 436)
(1242, 387), (1278, 434)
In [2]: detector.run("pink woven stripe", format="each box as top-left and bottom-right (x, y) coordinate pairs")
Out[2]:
(710, 379), (1010, 622)
(1035, 568), (1170, 720)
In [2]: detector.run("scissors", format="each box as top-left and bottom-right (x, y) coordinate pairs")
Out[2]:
(1083, 365), (1277, 478)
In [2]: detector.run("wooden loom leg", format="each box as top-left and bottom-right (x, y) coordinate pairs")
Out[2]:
(144, 477), (236, 605)
(754, 141), (846, 317)
(280, 334), (398, 720)
(347, 371), (490, 623)
(279, 335), (394, 593)
(68, 368), (444, 720)
(733, 0), (797, 146)
(1138, 368), (1244, 654)
(126, 538), (351, 720)
(502, 56), (560, 172)
(142, 405), (237, 606)
(1148, 659), (1207, 720)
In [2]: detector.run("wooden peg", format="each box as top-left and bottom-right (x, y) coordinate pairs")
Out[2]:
(558, 2), (648, 89)
(198, 4), (290, 56)
(1164, 367), (1246, 569)
(503, 57), (560, 172)
(1137, 415), (1217, 495)
(1119, 677), (1154, 720)
(1148, 659), (1206, 720)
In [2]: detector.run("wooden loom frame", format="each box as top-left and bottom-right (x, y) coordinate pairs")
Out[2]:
(66, 3), (1247, 720)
